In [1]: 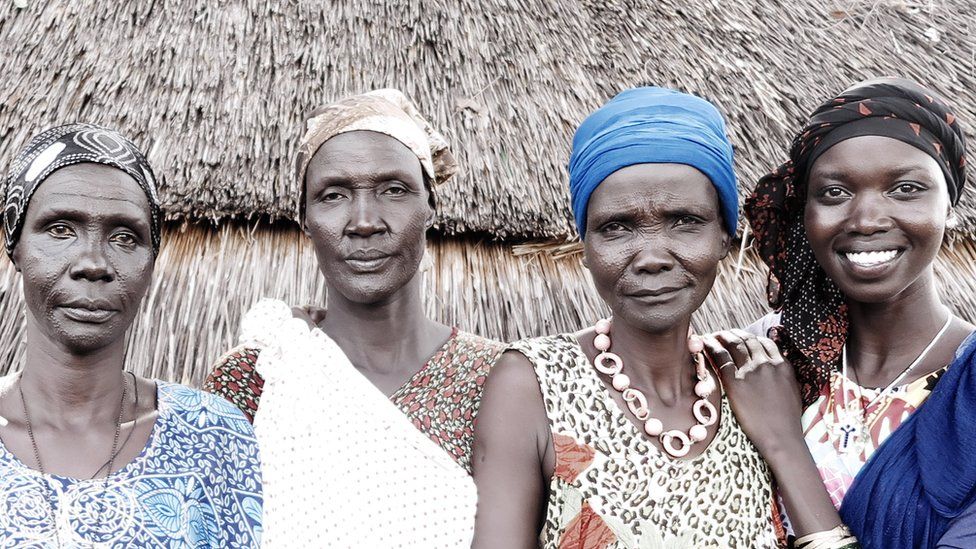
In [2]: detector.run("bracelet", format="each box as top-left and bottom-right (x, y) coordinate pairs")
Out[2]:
(794, 525), (860, 549)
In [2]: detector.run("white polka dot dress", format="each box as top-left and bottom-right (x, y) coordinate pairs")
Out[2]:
(241, 299), (477, 548)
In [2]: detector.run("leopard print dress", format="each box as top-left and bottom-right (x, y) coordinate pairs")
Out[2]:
(512, 334), (786, 549)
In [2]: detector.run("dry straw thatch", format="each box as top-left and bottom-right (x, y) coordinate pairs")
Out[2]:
(1, 1), (975, 384)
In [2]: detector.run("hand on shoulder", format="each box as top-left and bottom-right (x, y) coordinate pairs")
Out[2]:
(701, 329), (803, 455)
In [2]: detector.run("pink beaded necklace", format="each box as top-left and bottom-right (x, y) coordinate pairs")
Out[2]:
(592, 318), (718, 458)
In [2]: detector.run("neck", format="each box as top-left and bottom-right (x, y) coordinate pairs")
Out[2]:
(18, 320), (127, 428)
(321, 272), (439, 374)
(846, 272), (948, 376)
(607, 317), (696, 405)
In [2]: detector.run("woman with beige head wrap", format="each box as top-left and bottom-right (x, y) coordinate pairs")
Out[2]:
(205, 89), (502, 548)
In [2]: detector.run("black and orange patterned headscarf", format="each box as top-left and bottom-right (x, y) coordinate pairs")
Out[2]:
(745, 77), (968, 405)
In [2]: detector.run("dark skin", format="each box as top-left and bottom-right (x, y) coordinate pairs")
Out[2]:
(0, 163), (158, 479)
(704, 135), (974, 537)
(300, 130), (451, 396)
(472, 163), (730, 548)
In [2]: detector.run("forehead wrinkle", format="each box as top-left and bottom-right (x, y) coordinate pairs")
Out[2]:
(595, 188), (716, 214)
(44, 190), (148, 208)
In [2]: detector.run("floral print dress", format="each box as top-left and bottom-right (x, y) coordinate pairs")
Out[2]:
(0, 381), (263, 548)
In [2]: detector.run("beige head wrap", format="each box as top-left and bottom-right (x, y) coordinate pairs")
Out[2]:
(295, 88), (458, 221)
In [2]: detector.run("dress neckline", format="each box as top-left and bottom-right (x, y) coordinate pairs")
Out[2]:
(0, 378), (165, 484)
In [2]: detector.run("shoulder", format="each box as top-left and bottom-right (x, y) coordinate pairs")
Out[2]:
(204, 345), (265, 422)
(448, 330), (505, 374)
(208, 345), (263, 381)
(453, 330), (504, 355)
(158, 381), (256, 436)
(508, 333), (578, 358)
(483, 349), (545, 400)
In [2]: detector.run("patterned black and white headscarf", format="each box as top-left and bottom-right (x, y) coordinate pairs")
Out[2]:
(3, 123), (162, 258)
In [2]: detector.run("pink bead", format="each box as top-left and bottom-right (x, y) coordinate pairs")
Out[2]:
(595, 318), (611, 335)
(612, 373), (630, 391)
(689, 424), (708, 442)
(594, 333), (611, 352)
(695, 377), (716, 398)
(644, 418), (664, 436)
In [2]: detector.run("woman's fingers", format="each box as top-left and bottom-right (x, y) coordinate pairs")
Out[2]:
(713, 330), (753, 365)
(701, 334), (739, 385)
(757, 336), (787, 366)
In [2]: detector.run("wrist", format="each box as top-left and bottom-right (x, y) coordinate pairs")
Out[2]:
(752, 430), (808, 464)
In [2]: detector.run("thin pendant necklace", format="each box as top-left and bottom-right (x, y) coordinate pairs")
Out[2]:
(591, 318), (718, 458)
(18, 372), (129, 546)
(833, 311), (953, 454)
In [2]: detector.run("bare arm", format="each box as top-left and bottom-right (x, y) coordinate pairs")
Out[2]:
(472, 350), (552, 549)
(702, 331), (845, 537)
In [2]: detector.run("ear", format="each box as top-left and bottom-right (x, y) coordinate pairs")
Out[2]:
(719, 233), (732, 259)
(10, 248), (22, 273)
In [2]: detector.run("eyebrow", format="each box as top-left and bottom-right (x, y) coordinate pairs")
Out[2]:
(33, 206), (151, 230)
(315, 169), (421, 186)
(812, 164), (934, 183)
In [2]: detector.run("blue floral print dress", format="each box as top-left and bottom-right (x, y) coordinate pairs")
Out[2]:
(0, 381), (262, 548)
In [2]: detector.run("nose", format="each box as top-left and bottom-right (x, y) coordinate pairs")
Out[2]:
(68, 237), (115, 282)
(345, 194), (386, 238)
(846, 193), (894, 236)
(631, 237), (675, 275)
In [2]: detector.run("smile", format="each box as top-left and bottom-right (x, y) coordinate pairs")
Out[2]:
(842, 249), (900, 267)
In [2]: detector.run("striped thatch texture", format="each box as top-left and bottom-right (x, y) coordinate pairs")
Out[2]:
(1, 0), (974, 239)
(1, 225), (974, 385)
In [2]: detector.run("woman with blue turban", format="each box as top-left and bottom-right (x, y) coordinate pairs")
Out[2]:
(472, 88), (785, 548)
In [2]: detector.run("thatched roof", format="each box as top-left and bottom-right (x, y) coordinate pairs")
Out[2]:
(2, 2), (976, 386)
(1, 0), (974, 239)
(1, 226), (975, 384)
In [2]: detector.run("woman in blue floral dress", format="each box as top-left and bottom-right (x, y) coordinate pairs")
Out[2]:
(0, 124), (262, 547)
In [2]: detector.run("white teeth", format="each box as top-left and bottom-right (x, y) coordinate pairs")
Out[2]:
(844, 250), (898, 266)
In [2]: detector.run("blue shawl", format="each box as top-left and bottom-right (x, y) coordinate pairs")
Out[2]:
(840, 332), (976, 548)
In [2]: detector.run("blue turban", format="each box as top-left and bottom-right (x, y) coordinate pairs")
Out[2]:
(568, 87), (738, 237)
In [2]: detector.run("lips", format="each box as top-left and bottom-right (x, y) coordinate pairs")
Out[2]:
(629, 286), (683, 297)
(344, 249), (391, 272)
(625, 285), (686, 303)
(59, 299), (118, 323)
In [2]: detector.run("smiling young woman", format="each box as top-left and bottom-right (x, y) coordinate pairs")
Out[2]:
(704, 78), (976, 549)
(471, 87), (786, 549)
(204, 89), (502, 547)
(0, 124), (262, 547)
